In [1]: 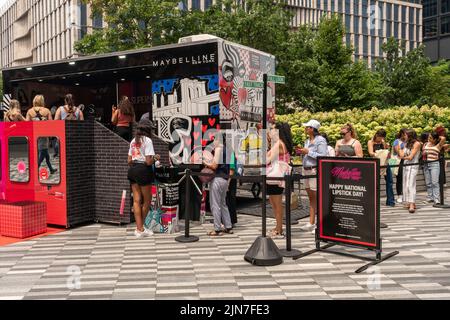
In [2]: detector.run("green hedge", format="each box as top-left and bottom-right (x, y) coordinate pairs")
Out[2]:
(276, 105), (450, 155)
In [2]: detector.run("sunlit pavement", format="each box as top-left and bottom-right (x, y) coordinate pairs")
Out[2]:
(0, 189), (449, 300)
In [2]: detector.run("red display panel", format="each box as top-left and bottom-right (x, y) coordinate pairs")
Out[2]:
(33, 121), (67, 227)
(4, 122), (36, 203)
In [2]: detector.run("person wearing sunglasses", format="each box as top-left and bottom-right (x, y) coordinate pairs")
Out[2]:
(297, 120), (328, 234)
(335, 123), (363, 158)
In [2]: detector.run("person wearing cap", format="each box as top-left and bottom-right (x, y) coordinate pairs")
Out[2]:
(297, 119), (328, 234)
(127, 119), (160, 238)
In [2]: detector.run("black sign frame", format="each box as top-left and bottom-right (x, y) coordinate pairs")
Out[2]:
(294, 157), (399, 273)
(316, 157), (381, 251)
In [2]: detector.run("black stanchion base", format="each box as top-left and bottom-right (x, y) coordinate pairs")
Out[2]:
(380, 222), (388, 228)
(433, 203), (450, 209)
(280, 248), (302, 259)
(244, 236), (283, 266)
(175, 235), (199, 243)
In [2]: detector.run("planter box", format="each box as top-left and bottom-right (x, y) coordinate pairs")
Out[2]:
(0, 201), (47, 238)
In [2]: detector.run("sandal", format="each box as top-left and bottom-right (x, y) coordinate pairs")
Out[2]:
(223, 228), (234, 234)
(207, 230), (223, 236)
(268, 230), (285, 239)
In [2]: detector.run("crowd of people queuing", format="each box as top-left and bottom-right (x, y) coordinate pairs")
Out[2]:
(3, 95), (448, 239)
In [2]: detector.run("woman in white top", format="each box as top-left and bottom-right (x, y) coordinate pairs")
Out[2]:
(399, 129), (422, 213)
(127, 119), (159, 238)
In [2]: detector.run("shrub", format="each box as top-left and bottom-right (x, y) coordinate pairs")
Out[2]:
(276, 105), (450, 156)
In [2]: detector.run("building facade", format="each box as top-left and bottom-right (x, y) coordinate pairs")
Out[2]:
(423, 0), (450, 62)
(183, 0), (423, 66)
(1, 0), (424, 69)
(0, 0), (102, 68)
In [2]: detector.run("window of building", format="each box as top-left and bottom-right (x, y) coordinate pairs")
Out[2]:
(443, 0), (450, 14)
(204, 0), (213, 9)
(362, 16), (368, 34)
(354, 15), (359, 33)
(371, 37), (376, 55)
(386, 3), (392, 20)
(363, 35), (368, 55)
(192, 0), (200, 10)
(80, 3), (87, 38)
(424, 18), (438, 38)
(345, 0), (350, 14)
(394, 5), (399, 21)
(441, 15), (450, 35)
(353, 0), (358, 16)
(379, 38), (384, 56)
(345, 14), (351, 32)
(386, 21), (392, 38)
(424, 0), (438, 18)
(402, 6), (406, 22)
(402, 23), (407, 39)
(394, 22), (399, 38)
(93, 14), (103, 29)
(410, 23), (415, 41)
(362, 0), (368, 17)
(354, 34), (360, 53)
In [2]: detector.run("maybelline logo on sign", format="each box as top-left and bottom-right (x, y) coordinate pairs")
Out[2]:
(152, 54), (216, 67)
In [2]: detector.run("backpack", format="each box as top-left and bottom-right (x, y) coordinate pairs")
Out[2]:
(30, 107), (46, 121)
(64, 106), (78, 120)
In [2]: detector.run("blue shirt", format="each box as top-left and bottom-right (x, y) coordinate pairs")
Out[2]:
(392, 139), (405, 156)
(303, 135), (328, 167)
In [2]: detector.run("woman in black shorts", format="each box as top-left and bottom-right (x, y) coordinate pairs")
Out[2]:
(266, 122), (294, 238)
(128, 119), (159, 238)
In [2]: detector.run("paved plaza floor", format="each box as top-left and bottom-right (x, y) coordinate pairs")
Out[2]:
(0, 190), (449, 300)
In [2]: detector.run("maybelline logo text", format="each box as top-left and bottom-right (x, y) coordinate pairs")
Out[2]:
(331, 167), (362, 181)
(152, 54), (216, 67)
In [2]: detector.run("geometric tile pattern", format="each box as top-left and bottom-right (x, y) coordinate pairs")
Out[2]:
(0, 189), (449, 300)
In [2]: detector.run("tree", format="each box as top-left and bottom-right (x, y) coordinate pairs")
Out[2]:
(374, 38), (433, 106)
(75, 0), (184, 54)
(75, 0), (292, 57)
(276, 25), (320, 113)
(425, 60), (450, 107)
(314, 15), (381, 111)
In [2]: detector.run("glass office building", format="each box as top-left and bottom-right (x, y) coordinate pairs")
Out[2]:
(0, 0), (102, 68)
(423, 0), (450, 62)
(182, 0), (423, 66)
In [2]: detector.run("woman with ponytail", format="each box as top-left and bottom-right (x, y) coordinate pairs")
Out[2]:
(55, 94), (84, 120)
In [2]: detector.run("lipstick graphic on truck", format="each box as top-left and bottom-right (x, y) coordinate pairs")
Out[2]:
(120, 190), (127, 216)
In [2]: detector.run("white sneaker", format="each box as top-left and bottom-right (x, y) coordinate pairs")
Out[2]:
(143, 228), (154, 237)
(134, 229), (145, 238)
(300, 223), (315, 232)
(397, 198), (403, 204)
(311, 226), (317, 235)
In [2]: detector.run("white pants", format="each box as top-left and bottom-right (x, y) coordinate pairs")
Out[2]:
(402, 165), (418, 204)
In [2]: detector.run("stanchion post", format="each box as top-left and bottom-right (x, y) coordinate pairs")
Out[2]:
(244, 73), (283, 266)
(176, 169), (199, 243)
(434, 157), (450, 209)
(280, 174), (302, 258)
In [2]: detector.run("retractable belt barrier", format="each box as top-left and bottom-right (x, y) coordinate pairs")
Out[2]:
(172, 157), (450, 267)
